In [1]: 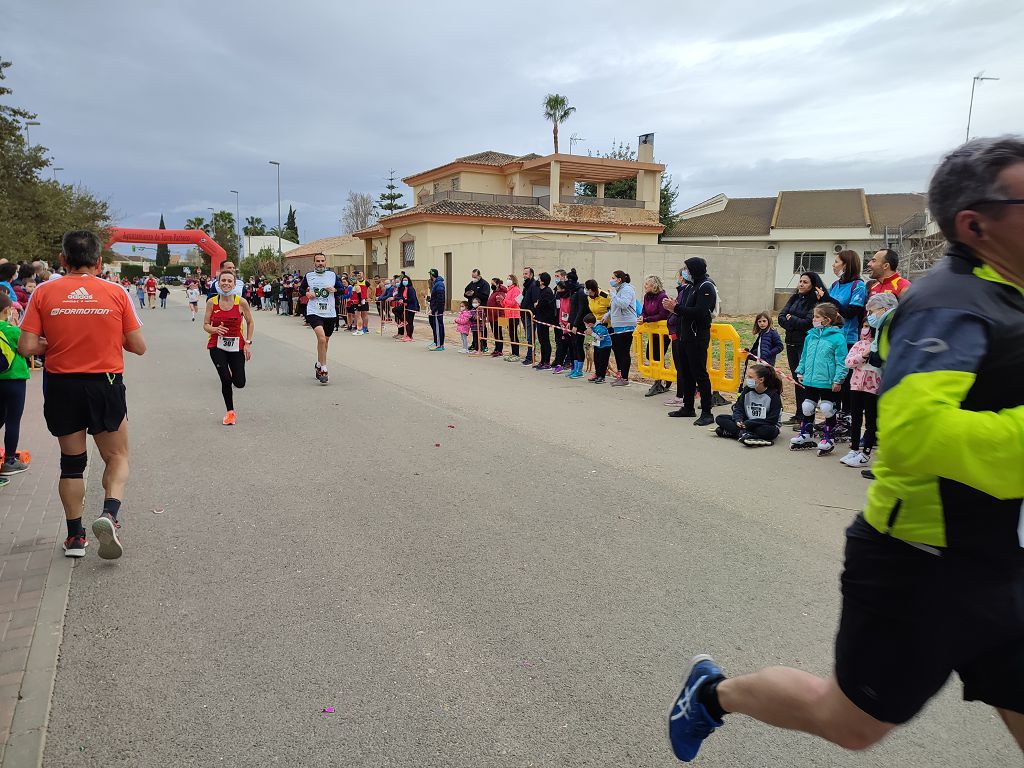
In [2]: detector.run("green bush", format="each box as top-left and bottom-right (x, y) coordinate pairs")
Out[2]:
(120, 264), (144, 280)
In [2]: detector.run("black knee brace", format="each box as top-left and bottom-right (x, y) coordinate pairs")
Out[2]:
(59, 452), (88, 479)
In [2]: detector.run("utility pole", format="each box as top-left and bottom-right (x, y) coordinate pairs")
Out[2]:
(269, 161), (281, 257)
(230, 190), (241, 260)
(966, 72), (999, 143)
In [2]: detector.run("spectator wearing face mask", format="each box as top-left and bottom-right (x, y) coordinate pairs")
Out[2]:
(666, 258), (718, 426)
(713, 364), (784, 446)
(533, 272), (556, 370)
(607, 270), (638, 386)
(501, 274), (522, 361)
(486, 277), (507, 357)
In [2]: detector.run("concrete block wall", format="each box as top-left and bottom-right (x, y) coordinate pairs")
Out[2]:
(511, 241), (776, 316)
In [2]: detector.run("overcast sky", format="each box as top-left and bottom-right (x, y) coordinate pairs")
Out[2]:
(6, 0), (1023, 256)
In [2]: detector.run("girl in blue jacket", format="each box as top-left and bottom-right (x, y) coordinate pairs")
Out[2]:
(791, 303), (848, 454)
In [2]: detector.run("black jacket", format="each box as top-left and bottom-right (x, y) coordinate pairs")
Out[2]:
(520, 277), (540, 314)
(777, 292), (817, 345)
(463, 278), (489, 306)
(567, 280), (588, 330)
(534, 286), (556, 324)
(673, 257), (716, 342)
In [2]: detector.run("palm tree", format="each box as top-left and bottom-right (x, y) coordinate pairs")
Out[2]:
(184, 216), (207, 231)
(244, 216), (266, 236)
(542, 94), (576, 154)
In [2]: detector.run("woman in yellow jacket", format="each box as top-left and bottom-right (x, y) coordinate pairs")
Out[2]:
(584, 279), (610, 321)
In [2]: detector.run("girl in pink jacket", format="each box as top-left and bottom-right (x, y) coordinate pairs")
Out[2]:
(840, 322), (882, 468)
(454, 301), (473, 353)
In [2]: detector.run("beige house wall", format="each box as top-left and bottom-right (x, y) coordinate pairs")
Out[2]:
(372, 220), (661, 308)
(512, 241), (777, 316)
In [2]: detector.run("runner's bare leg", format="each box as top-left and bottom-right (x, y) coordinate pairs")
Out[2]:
(997, 709), (1024, 751)
(56, 431), (88, 525)
(716, 670), (894, 751)
(93, 419), (130, 501)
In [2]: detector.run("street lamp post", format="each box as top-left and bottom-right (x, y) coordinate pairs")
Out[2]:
(24, 120), (40, 146)
(966, 73), (999, 143)
(268, 161), (281, 257)
(230, 190), (241, 260)
(53, 167), (64, 181)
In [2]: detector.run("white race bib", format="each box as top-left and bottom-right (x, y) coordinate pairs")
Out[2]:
(217, 335), (240, 351)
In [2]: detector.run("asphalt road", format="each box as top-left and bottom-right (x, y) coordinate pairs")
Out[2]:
(41, 298), (1017, 767)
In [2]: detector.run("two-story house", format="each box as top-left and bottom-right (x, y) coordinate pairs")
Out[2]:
(354, 140), (665, 307)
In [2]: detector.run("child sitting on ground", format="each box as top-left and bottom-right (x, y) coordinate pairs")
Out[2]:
(455, 301), (473, 354)
(791, 303), (848, 455)
(714, 364), (783, 446)
(839, 321), (882, 468)
(583, 314), (612, 383)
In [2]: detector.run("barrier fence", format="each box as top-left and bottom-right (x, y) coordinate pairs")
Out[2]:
(372, 302), (746, 388)
(633, 321), (743, 392)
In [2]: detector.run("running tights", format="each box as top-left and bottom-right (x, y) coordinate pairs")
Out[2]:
(209, 348), (246, 411)
(0, 379), (27, 458)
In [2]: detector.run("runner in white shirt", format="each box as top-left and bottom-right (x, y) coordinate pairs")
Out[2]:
(298, 254), (343, 385)
(185, 285), (201, 322)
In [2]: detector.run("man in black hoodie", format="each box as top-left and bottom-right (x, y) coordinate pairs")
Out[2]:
(463, 269), (489, 353)
(519, 267), (541, 365)
(666, 257), (718, 426)
(533, 272), (556, 368)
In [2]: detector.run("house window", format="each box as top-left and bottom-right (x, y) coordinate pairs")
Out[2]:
(401, 238), (415, 267)
(433, 181), (440, 193)
(451, 176), (460, 191)
(793, 252), (826, 274)
(371, 248), (378, 264)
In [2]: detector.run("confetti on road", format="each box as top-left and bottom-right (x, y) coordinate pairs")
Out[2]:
(447, 425), (456, 429)
(153, 508), (165, 514)
(322, 707), (335, 714)
(435, 443), (441, 447)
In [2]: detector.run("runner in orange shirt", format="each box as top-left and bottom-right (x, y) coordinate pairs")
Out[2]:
(18, 230), (147, 560)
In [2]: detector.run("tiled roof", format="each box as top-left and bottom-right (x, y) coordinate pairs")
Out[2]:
(373, 198), (660, 229)
(664, 197), (775, 237)
(865, 193), (927, 235)
(283, 235), (363, 259)
(455, 151), (541, 166)
(773, 189), (868, 228)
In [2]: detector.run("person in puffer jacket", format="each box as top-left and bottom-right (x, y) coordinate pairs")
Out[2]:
(792, 303), (849, 454)
(838, 322), (883, 468)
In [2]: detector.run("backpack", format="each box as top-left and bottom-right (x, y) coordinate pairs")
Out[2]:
(0, 332), (15, 374)
(699, 279), (722, 319)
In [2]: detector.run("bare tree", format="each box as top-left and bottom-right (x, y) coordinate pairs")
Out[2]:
(341, 191), (378, 234)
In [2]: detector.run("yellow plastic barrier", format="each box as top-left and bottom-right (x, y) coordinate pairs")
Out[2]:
(633, 321), (743, 390)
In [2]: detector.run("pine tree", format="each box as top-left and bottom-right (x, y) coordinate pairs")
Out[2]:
(285, 205), (299, 242)
(377, 170), (407, 215)
(155, 214), (170, 267)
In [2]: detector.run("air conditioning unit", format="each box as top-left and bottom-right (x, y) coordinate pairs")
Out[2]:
(833, 243), (847, 253)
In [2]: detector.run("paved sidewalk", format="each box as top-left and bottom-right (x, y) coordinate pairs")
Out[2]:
(0, 375), (73, 766)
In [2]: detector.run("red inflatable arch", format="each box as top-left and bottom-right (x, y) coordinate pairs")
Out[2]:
(106, 227), (228, 264)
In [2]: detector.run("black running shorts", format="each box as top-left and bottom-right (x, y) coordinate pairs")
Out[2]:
(305, 314), (335, 338)
(355, 302), (369, 313)
(835, 515), (1024, 723)
(44, 373), (128, 437)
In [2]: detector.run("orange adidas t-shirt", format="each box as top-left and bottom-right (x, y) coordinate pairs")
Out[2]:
(20, 274), (143, 374)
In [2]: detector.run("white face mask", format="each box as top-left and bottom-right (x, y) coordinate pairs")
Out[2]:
(504, 279), (512, 287)
(745, 377), (756, 389)
(812, 319), (824, 329)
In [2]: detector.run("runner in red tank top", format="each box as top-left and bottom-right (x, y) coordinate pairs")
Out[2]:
(203, 272), (254, 425)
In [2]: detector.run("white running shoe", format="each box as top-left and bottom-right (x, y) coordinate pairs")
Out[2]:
(841, 451), (871, 468)
(91, 514), (123, 560)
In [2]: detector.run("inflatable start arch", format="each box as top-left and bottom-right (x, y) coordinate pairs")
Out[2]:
(107, 227), (228, 264)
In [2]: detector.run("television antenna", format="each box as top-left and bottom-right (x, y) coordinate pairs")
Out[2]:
(569, 133), (586, 155)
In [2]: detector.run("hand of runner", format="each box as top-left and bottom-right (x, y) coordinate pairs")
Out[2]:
(213, 324), (228, 336)
(244, 346), (252, 361)
(306, 289), (315, 299)
(327, 286), (336, 294)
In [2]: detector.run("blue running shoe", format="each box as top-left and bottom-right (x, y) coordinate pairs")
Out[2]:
(668, 654), (724, 762)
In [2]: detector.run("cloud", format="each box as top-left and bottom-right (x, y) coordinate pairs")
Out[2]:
(5, 0), (1023, 244)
